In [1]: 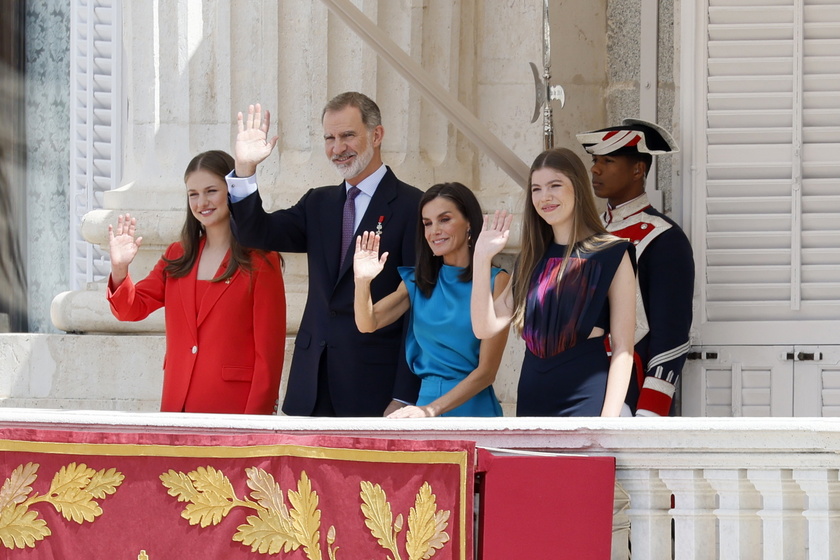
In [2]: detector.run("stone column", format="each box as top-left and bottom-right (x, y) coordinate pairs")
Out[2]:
(705, 469), (763, 560)
(53, 0), (239, 333)
(618, 469), (673, 560)
(660, 469), (718, 560)
(747, 469), (808, 560)
(792, 469), (840, 560)
(52, 0), (495, 334)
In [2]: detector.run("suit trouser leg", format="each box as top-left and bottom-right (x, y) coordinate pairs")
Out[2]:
(612, 479), (631, 560)
(311, 350), (336, 417)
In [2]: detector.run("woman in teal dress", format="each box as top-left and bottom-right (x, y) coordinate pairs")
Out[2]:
(354, 183), (510, 417)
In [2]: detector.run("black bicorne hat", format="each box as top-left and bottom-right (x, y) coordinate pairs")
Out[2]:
(577, 118), (679, 156)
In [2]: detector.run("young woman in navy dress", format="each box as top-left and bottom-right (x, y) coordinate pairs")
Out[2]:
(471, 148), (636, 416)
(354, 183), (510, 417)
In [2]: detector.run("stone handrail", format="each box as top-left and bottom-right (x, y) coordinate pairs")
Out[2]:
(0, 411), (836, 559)
(320, 0), (530, 187)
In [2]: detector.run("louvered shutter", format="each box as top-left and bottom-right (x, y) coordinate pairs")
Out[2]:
(698, 0), (840, 342)
(70, 0), (121, 288)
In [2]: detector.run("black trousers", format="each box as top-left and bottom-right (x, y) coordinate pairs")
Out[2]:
(311, 350), (336, 417)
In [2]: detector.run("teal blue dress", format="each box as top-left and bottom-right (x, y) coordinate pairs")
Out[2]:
(398, 265), (503, 417)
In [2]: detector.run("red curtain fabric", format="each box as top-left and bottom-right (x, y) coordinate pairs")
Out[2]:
(0, 428), (475, 560)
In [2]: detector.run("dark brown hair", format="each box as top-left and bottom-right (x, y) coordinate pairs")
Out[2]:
(321, 92), (382, 129)
(414, 182), (484, 298)
(163, 150), (258, 282)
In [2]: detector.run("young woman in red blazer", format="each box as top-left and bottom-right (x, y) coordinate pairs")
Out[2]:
(107, 150), (286, 414)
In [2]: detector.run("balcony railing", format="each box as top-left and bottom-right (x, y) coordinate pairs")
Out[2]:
(0, 410), (837, 559)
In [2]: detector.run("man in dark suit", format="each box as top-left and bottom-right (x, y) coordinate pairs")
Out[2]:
(226, 92), (422, 417)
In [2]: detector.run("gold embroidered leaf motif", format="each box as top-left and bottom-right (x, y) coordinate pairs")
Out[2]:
(48, 463), (95, 496)
(160, 470), (200, 503)
(179, 466), (237, 527)
(360, 482), (395, 547)
(430, 510), (450, 551)
(245, 467), (288, 515)
(0, 503), (50, 549)
(0, 463), (39, 509)
(359, 481), (401, 560)
(288, 471), (322, 560)
(242, 467), (297, 547)
(189, 466), (237, 502)
(405, 482), (449, 560)
(46, 463), (105, 523)
(160, 467), (237, 527)
(85, 468), (124, 500)
(233, 508), (300, 554)
(182, 489), (235, 528)
(49, 486), (102, 523)
(0, 464), (123, 550)
(138, 551), (149, 560)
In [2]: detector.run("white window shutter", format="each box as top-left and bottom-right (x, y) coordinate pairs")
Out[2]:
(699, 0), (840, 337)
(69, 0), (122, 288)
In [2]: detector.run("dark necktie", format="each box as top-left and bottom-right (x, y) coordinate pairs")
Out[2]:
(340, 186), (362, 267)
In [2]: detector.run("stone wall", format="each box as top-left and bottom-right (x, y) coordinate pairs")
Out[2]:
(0, 333), (163, 411)
(606, 0), (680, 214)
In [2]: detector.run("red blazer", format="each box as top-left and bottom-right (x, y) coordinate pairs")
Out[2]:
(107, 240), (286, 414)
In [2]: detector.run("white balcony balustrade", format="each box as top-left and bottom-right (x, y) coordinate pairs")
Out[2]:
(0, 410), (837, 559)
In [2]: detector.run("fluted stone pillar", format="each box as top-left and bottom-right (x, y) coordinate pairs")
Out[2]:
(53, 0), (241, 332)
(53, 0), (502, 334)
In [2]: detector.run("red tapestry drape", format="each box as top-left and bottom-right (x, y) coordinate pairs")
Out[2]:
(476, 449), (615, 560)
(0, 428), (475, 560)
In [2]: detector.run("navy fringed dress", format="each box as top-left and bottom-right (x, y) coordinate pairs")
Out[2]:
(517, 239), (634, 416)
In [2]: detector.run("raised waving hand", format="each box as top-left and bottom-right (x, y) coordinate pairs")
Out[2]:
(353, 231), (409, 334)
(353, 231), (389, 282)
(234, 103), (279, 178)
(108, 213), (143, 287)
(474, 210), (514, 262)
(471, 210), (515, 340)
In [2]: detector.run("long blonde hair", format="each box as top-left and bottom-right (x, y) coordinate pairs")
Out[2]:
(510, 148), (621, 332)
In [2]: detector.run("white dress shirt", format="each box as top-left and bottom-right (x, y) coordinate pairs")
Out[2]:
(225, 164), (388, 233)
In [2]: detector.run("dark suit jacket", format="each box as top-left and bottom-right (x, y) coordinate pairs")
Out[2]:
(229, 166), (423, 416)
